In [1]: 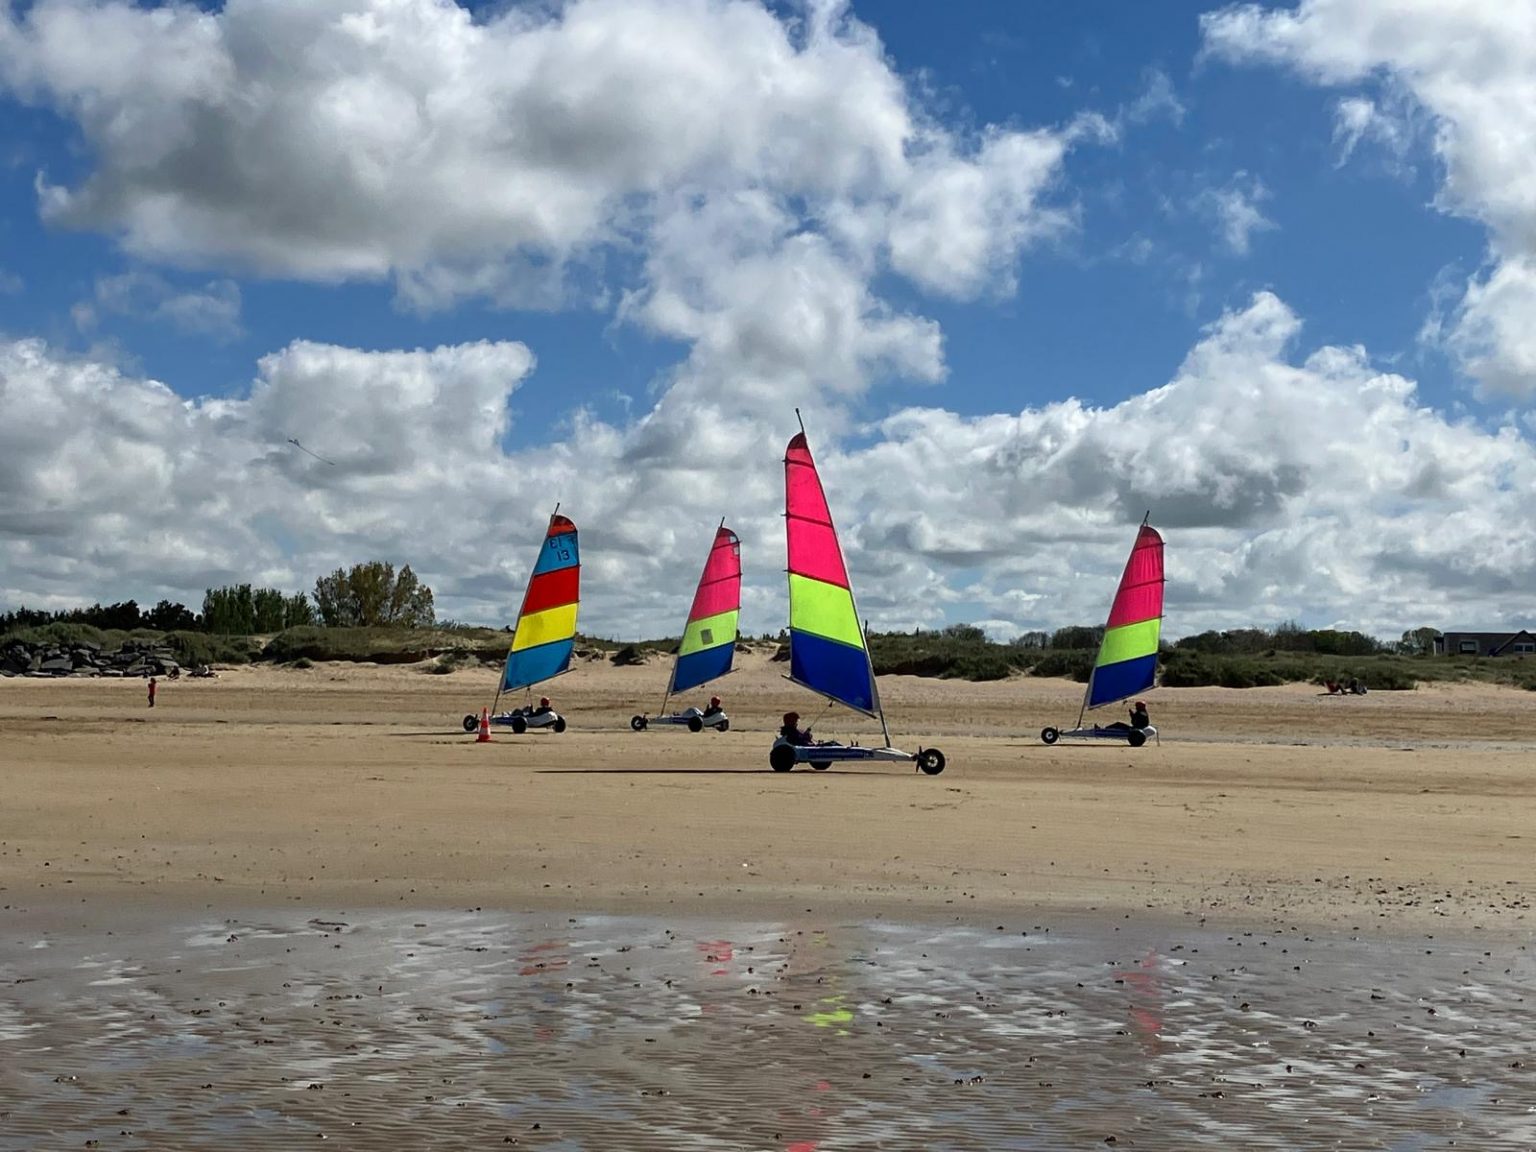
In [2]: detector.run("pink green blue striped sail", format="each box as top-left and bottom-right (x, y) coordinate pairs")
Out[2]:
(668, 524), (741, 697)
(784, 431), (879, 716)
(1084, 521), (1165, 711)
(502, 512), (580, 693)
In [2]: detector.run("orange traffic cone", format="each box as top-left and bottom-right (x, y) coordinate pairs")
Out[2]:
(476, 707), (491, 743)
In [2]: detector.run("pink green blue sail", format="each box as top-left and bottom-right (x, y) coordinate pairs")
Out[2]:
(501, 511), (580, 695)
(667, 524), (741, 698)
(784, 431), (879, 717)
(1084, 520), (1165, 711)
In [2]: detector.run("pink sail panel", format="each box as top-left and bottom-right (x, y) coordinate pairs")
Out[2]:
(687, 527), (742, 621)
(785, 434), (850, 588)
(1104, 525), (1165, 629)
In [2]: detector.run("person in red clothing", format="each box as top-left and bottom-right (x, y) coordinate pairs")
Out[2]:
(147, 676), (157, 708)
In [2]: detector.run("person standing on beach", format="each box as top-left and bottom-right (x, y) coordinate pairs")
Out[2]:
(147, 676), (157, 708)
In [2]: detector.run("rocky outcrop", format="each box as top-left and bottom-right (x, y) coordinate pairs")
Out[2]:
(0, 638), (187, 679)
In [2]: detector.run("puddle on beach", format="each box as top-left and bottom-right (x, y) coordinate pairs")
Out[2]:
(2, 907), (1533, 1150)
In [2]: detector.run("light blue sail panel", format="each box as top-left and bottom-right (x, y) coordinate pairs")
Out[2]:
(503, 638), (573, 693)
(532, 529), (580, 575)
(671, 645), (734, 696)
(789, 629), (877, 716)
(1086, 654), (1158, 710)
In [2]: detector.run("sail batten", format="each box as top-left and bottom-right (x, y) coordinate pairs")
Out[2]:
(502, 512), (580, 693)
(668, 525), (741, 697)
(785, 431), (880, 719)
(1084, 523), (1164, 711)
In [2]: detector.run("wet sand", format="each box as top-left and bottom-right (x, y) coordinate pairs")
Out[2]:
(4, 657), (1536, 1147)
(5, 906), (1534, 1150)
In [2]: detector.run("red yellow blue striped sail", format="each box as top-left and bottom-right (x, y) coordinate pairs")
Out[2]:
(1084, 522), (1165, 710)
(502, 512), (580, 693)
(669, 524), (741, 696)
(784, 432), (879, 716)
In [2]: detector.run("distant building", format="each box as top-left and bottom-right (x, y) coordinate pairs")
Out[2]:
(1433, 629), (1536, 657)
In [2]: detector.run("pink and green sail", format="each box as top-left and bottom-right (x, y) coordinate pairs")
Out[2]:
(784, 431), (879, 716)
(1084, 521), (1165, 710)
(668, 525), (741, 696)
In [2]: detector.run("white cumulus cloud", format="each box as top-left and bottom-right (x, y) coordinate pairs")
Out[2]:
(5, 293), (1535, 641)
(1202, 0), (1536, 396)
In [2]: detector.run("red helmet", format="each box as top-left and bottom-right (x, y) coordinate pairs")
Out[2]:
(710, 696), (721, 707)
(539, 697), (550, 708)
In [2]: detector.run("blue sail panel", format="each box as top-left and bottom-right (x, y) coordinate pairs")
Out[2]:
(789, 629), (876, 716)
(1086, 654), (1158, 710)
(503, 638), (573, 693)
(670, 644), (734, 696)
(531, 528), (580, 575)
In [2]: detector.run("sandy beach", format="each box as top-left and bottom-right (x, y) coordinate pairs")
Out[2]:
(6, 655), (1536, 1150)
(2, 650), (1533, 933)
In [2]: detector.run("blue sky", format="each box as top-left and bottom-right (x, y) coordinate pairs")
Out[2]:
(0, 1), (1481, 422)
(1, 0), (1533, 639)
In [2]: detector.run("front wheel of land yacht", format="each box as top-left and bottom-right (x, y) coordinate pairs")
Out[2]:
(769, 744), (796, 772)
(1040, 727), (1059, 745)
(1127, 728), (1146, 748)
(688, 715), (704, 733)
(511, 716), (528, 734)
(462, 714), (479, 733)
(917, 748), (946, 775)
(630, 715), (647, 731)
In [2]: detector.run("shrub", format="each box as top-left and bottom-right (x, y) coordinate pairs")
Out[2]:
(164, 631), (255, 666)
(1029, 650), (1095, 682)
(944, 650), (1015, 681)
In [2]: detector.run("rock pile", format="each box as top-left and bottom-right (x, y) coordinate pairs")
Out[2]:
(1, 638), (184, 679)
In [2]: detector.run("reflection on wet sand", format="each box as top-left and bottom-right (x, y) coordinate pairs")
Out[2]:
(3, 908), (1534, 1149)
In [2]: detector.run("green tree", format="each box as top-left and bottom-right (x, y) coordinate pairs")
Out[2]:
(202, 585), (256, 634)
(313, 561), (435, 627)
(1397, 626), (1441, 656)
(284, 592), (316, 628)
(252, 588), (288, 632)
(145, 599), (198, 631)
(1050, 625), (1104, 649)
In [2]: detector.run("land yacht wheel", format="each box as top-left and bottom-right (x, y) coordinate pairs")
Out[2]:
(917, 748), (946, 775)
(769, 744), (796, 772)
(1040, 727), (1059, 745)
(688, 715), (704, 733)
(462, 714), (479, 733)
(552, 717), (567, 733)
(1127, 729), (1146, 748)
(630, 715), (647, 731)
(511, 716), (528, 734)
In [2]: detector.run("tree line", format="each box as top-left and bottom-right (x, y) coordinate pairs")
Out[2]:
(1, 561), (436, 636)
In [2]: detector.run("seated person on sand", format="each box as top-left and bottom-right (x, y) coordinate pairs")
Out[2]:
(780, 711), (814, 744)
(530, 696), (554, 716)
(1101, 700), (1151, 734)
